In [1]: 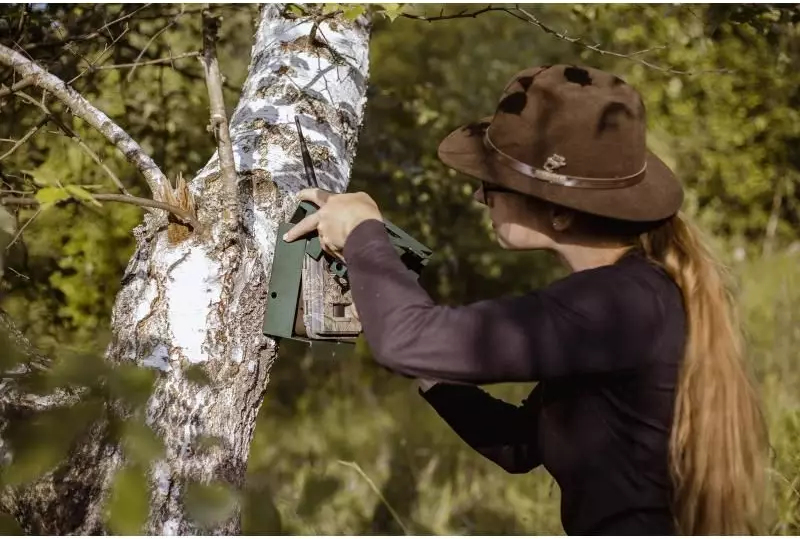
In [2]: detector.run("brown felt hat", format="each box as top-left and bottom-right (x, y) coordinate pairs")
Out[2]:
(438, 64), (683, 222)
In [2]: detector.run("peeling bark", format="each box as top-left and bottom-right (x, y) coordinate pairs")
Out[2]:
(1, 4), (371, 534)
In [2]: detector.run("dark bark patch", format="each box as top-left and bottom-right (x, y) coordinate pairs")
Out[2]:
(597, 102), (634, 135)
(564, 66), (592, 86)
(496, 92), (527, 115)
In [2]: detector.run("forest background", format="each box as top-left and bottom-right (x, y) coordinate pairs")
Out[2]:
(1, 3), (799, 535)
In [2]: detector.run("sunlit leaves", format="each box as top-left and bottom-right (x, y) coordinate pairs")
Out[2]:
(64, 185), (102, 207)
(342, 5), (366, 21)
(377, 3), (405, 22)
(33, 186), (71, 209)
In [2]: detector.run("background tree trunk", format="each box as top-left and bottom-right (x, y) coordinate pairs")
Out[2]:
(1, 4), (371, 534)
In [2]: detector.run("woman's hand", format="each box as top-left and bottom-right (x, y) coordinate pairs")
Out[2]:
(283, 188), (383, 259)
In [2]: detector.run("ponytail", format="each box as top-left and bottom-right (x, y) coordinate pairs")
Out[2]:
(640, 214), (769, 534)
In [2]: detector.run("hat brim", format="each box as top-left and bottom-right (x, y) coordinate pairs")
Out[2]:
(437, 116), (683, 222)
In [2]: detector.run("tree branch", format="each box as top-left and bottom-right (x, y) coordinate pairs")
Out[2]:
(90, 51), (200, 71)
(0, 43), (168, 195)
(23, 4), (152, 52)
(1, 193), (200, 231)
(0, 76), (34, 101)
(0, 116), (48, 161)
(400, 5), (505, 22)
(401, 5), (733, 76)
(4, 87), (133, 197)
(201, 9), (238, 232)
(126, 6), (186, 83)
(512, 6), (732, 76)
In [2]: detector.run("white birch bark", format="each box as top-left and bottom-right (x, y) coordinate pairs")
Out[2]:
(1, 4), (371, 534)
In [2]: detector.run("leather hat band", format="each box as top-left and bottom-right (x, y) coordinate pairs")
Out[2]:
(483, 131), (647, 190)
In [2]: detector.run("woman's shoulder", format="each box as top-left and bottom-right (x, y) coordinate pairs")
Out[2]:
(541, 250), (682, 324)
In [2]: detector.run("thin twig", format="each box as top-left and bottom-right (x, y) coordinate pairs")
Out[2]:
(92, 51), (200, 71)
(400, 5), (503, 22)
(65, 134), (132, 197)
(5, 207), (40, 251)
(336, 460), (410, 535)
(0, 116), (48, 161)
(67, 22), (133, 86)
(25, 4), (152, 52)
(514, 6), (732, 75)
(0, 76), (34, 100)
(127, 6), (185, 82)
(9, 89), (133, 197)
(201, 8), (238, 232)
(0, 42), (168, 194)
(402, 5), (733, 76)
(1, 193), (201, 231)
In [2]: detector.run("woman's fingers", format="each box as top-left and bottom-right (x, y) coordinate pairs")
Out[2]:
(297, 188), (332, 207)
(283, 211), (321, 242)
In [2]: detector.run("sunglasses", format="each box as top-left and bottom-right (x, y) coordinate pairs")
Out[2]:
(476, 181), (520, 205)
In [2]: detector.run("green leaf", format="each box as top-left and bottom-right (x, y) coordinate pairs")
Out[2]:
(380, 3), (404, 22)
(287, 4), (305, 16)
(65, 185), (102, 207)
(184, 481), (239, 529)
(121, 419), (165, 465)
(21, 169), (52, 187)
(343, 4), (365, 20)
(322, 3), (341, 16)
(184, 364), (211, 386)
(34, 186), (71, 209)
(104, 464), (149, 535)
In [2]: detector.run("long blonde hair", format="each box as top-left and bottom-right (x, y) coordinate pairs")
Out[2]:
(638, 213), (770, 534)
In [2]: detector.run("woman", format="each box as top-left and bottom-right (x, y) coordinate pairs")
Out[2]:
(285, 64), (769, 535)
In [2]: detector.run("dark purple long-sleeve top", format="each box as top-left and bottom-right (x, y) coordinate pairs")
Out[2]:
(343, 219), (687, 535)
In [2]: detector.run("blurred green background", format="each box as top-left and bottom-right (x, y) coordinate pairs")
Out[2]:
(1, 3), (798, 534)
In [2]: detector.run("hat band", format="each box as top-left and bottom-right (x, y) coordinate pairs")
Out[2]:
(483, 132), (647, 190)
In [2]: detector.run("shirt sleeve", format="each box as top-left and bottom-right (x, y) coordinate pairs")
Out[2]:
(343, 219), (664, 384)
(420, 383), (543, 474)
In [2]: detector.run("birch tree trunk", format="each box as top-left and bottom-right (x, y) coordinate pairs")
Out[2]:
(1, 4), (371, 534)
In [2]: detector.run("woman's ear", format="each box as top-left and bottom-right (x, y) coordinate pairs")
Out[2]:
(549, 205), (575, 232)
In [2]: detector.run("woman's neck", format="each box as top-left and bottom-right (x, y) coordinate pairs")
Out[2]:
(555, 243), (633, 273)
